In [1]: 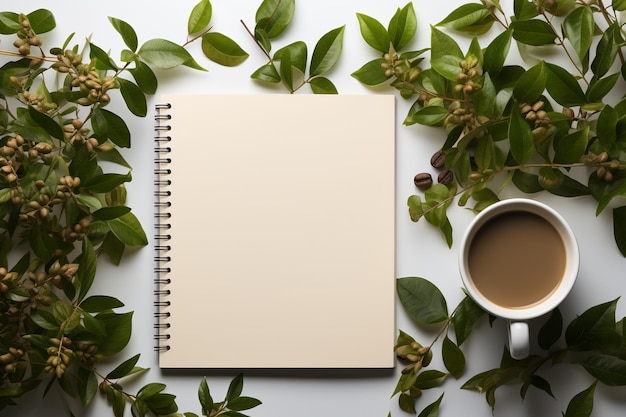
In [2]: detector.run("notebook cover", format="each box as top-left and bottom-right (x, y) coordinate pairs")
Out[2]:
(155, 94), (395, 369)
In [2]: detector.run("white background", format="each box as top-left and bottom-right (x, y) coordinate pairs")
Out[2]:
(5, 1), (626, 416)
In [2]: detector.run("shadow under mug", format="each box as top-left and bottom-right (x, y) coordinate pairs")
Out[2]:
(458, 198), (579, 359)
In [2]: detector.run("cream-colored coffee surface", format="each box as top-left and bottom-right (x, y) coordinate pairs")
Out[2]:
(468, 211), (566, 308)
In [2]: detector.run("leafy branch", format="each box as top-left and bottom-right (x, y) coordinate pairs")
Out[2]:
(352, 0), (626, 255)
(0, 1), (257, 416)
(243, 0), (345, 94)
(394, 277), (626, 417)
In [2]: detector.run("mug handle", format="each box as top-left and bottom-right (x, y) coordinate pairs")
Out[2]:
(508, 321), (529, 359)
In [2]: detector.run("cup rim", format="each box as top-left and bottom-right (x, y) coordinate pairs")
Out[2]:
(459, 198), (579, 320)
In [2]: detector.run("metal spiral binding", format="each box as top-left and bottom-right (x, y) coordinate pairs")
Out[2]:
(154, 103), (172, 352)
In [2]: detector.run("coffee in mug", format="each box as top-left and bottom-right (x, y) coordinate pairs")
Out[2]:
(459, 198), (579, 359)
(467, 210), (566, 309)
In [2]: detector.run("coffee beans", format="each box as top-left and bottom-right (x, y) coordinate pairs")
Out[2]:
(414, 150), (453, 191)
(414, 173), (433, 190)
(437, 169), (454, 185)
(430, 150), (446, 169)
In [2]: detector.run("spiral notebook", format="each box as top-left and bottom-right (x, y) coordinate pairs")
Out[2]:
(154, 94), (395, 369)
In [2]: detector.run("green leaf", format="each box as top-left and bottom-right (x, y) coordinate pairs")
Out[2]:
(107, 354), (141, 379)
(415, 370), (448, 389)
(139, 38), (207, 71)
(582, 355), (626, 386)
(118, 78), (147, 117)
(562, 6), (593, 69)
(309, 77), (337, 94)
(351, 58), (390, 86)
(129, 61), (158, 95)
(27, 9), (56, 34)
(82, 310), (107, 336)
(105, 382), (125, 417)
(553, 126), (588, 164)
(545, 62), (586, 107)
(107, 212), (148, 247)
(430, 26), (463, 60)
(514, 0), (539, 20)
(255, 0), (295, 38)
(201, 32), (249, 67)
(563, 381), (597, 417)
(97, 311), (133, 356)
(547, 175), (590, 197)
(356, 13), (391, 53)
(274, 41), (307, 74)
(78, 368), (98, 407)
(417, 393), (444, 417)
(592, 23), (622, 78)
(431, 54), (464, 81)
(442, 336), (465, 378)
(137, 383), (166, 400)
(614, 206), (626, 257)
(388, 3), (417, 51)
(405, 105), (449, 126)
(75, 194), (103, 210)
(521, 375), (554, 400)
(399, 393), (417, 414)
(83, 172), (132, 193)
(0, 12), (21, 34)
(538, 308), (562, 350)
(451, 295), (485, 345)
(437, 3), (494, 34)
(586, 73), (620, 104)
(473, 74), (496, 119)
(566, 298), (621, 350)
(228, 396), (262, 411)
(513, 61), (546, 103)
(188, 0), (212, 34)
(615, 0), (626, 10)
(226, 374), (244, 402)
(508, 104), (535, 164)
(93, 206), (132, 221)
(147, 396), (179, 417)
(80, 295), (125, 313)
(277, 53), (294, 92)
(89, 42), (118, 71)
(92, 108), (132, 148)
(198, 377), (214, 415)
(251, 63), (280, 83)
(510, 19), (557, 46)
(120, 49), (135, 62)
(397, 277), (448, 325)
(109, 17), (138, 52)
(483, 29), (512, 77)
(310, 26), (345, 77)
(254, 26), (272, 52)
(30, 310), (60, 331)
(101, 232), (125, 265)
(28, 106), (64, 139)
(77, 238), (97, 302)
(131, 398), (147, 417)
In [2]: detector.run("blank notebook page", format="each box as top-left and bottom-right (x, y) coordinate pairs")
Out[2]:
(156, 94), (395, 368)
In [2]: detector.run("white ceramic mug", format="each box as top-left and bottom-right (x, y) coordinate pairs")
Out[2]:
(458, 198), (579, 359)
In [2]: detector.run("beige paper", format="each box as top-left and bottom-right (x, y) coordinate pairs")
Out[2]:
(156, 94), (395, 368)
